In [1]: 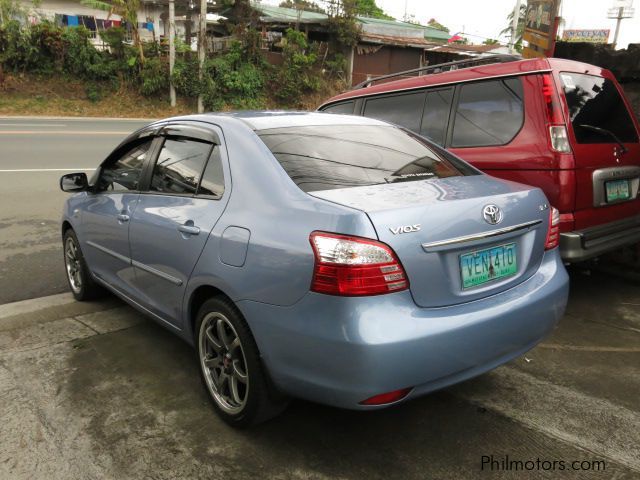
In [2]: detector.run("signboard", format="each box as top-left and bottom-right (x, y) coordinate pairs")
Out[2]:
(522, 0), (561, 58)
(562, 29), (611, 43)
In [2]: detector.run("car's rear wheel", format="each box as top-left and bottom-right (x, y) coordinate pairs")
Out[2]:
(63, 229), (102, 301)
(196, 297), (287, 427)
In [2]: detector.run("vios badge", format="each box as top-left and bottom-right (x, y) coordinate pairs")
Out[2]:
(482, 205), (503, 225)
(390, 224), (421, 235)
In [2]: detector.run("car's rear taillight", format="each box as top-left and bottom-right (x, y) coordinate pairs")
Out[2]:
(359, 387), (413, 406)
(542, 74), (571, 153)
(545, 207), (561, 250)
(309, 232), (409, 296)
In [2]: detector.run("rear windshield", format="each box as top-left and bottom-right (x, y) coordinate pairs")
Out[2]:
(257, 125), (477, 193)
(560, 72), (638, 144)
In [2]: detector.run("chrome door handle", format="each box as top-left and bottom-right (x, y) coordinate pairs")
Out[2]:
(117, 214), (130, 222)
(178, 224), (201, 235)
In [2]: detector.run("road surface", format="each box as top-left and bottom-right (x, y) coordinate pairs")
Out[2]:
(0, 117), (149, 304)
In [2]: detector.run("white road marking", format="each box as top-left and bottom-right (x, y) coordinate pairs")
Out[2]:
(0, 131), (130, 135)
(452, 367), (640, 472)
(0, 123), (68, 127)
(0, 115), (154, 121)
(0, 168), (96, 172)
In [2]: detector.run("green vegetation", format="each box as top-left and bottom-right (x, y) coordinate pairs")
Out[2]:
(278, 0), (325, 13)
(0, 20), (346, 110)
(500, 3), (526, 53)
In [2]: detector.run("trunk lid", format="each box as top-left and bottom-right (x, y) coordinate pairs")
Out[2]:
(311, 176), (551, 308)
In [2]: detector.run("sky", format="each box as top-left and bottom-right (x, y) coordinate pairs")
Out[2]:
(376, 0), (640, 49)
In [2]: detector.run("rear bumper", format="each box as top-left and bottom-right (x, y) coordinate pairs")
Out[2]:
(560, 214), (640, 262)
(237, 250), (569, 409)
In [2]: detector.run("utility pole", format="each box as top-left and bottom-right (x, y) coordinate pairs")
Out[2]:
(608, 1), (635, 49)
(197, 0), (207, 113)
(510, 0), (522, 54)
(169, 0), (176, 107)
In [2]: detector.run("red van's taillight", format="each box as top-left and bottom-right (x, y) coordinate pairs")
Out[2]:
(542, 74), (571, 154)
(309, 232), (408, 296)
(545, 207), (561, 250)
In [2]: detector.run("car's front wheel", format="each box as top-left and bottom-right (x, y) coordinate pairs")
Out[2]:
(63, 229), (102, 301)
(196, 297), (287, 427)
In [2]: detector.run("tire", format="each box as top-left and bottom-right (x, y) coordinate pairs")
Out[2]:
(195, 297), (288, 427)
(63, 229), (103, 301)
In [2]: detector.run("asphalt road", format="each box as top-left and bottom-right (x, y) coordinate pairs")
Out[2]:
(0, 117), (149, 304)
(1, 269), (639, 479)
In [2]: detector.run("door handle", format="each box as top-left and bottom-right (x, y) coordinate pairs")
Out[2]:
(178, 223), (201, 236)
(117, 213), (130, 223)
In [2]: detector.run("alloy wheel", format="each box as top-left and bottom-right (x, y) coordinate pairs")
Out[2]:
(199, 312), (249, 414)
(65, 237), (82, 294)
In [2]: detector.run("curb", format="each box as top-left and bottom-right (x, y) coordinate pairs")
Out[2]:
(0, 293), (76, 321)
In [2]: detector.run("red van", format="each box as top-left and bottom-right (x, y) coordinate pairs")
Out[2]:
(318, 56), (640, 262)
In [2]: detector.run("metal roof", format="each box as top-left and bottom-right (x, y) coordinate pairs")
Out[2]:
(255, 5), (328, 24)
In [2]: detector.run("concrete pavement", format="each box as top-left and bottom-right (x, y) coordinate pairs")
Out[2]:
(0, 268), (639, 479)
(0, 117), (149, 303)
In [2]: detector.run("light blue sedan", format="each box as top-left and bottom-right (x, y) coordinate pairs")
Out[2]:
(60, 112), (569, 427)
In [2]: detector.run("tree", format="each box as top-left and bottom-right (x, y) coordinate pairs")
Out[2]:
(80, 0), (145, 63)
(483, 38), (499, 45)
(278, 0), (325, 13)
(500, 2), (526, 53)
(427, 18), (449, 33)
(354, 0), (393, 20)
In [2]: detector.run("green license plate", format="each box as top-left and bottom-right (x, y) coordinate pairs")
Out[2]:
(460, 243), (517, 289)
(605, 179), (631, 202)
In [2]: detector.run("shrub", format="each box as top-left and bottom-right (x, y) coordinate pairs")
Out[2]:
(272, 28), (319, 106)
(139, 56), (168, 96)
(201, 42), (267, 110)
(171, 57), (200, 98)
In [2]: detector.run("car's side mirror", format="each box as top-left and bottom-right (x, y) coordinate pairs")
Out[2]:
(60, 172), (89, 192)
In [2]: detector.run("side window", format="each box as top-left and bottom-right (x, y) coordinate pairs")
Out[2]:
(97, 139), (152, 192)
(323, 101), (355, 114)
(363, 91), (426, 133)
(420, 88), (453, 146)
(198, 148), (225, 198)
(451, 78), (524, 148)
(150, 138), (214, 195)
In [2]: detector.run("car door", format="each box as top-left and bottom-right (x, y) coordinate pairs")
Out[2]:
(80, 135), (157, 293)
(128, 123), (229, 328)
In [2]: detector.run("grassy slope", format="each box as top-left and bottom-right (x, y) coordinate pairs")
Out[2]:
(0, 73), (344, 118)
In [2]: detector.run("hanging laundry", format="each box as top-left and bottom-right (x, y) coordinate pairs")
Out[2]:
(67, 16), (79, 27)
(54, 14), (64, 27)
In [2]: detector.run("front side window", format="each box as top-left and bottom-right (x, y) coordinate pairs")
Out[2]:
(561, 72), (639, 144)
(150, 138), (214, 195)
(97, 140), (152, 192)
(363, 91), (426, 133)
(451, 78), (524, 147)
(258, 124), (477, 193)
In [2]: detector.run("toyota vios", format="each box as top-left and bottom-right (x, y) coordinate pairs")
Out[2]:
(60, 112), (569, 427)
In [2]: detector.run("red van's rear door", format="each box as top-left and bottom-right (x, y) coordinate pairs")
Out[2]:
(558, 71), (640, 228)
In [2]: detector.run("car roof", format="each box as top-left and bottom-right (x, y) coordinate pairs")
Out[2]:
(319, 56), (616, 108)
(160, 111), (392, 131)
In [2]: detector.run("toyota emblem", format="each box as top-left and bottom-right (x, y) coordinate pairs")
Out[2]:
(482, 205), (503, 225)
